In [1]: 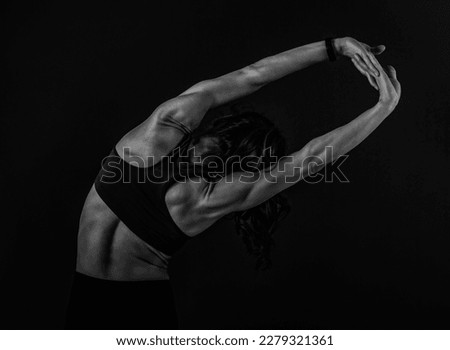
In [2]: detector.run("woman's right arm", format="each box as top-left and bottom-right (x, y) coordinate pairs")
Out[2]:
(197, 58), (401, 217)
(295, 62), (401, 176)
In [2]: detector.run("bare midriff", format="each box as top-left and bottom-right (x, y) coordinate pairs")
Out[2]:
(76, 185), (171, 281)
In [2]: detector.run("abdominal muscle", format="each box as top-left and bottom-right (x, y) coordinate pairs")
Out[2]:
(76, 185), (171, 281)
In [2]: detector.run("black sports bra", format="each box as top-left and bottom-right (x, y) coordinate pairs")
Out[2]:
(94, 119), (193, 256)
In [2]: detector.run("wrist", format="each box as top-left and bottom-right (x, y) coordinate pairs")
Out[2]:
(376, 100), (397, 115)
(333, 37), (348, 57)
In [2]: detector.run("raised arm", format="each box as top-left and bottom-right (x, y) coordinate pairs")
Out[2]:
(157, 37), (386, 130)
(121, 38), (386, 160)
(198, 58), (401, 217)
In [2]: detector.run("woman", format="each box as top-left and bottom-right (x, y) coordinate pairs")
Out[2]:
(66, 37), (401, 329)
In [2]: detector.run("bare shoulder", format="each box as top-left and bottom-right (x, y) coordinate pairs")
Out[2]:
(115, 92), (213, 166)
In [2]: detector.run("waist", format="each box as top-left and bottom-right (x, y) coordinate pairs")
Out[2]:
(77, 218), (172, 281)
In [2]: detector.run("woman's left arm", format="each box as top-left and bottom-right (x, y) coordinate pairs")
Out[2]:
(237, 37), (384, 84)
(181, 37), (385, 109)
(153, 38), (386, 132)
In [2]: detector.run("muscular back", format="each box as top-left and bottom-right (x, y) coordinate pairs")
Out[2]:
(76, 185), (174, 281)
(76, 95), (221, 281)
(76, 37), (399, 281)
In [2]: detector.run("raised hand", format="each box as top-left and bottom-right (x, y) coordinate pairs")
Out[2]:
(364, 53), (401, 111)
(334, 37), (386, 90)
(376, 64), (401, 110)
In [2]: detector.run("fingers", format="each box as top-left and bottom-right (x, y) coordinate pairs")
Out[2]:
(353, 54), (376, 78)
(386, 65), (401, 96)
(386, 65), (397, 80)
(351, 57), (366, 76)
(370, 45), (386, 55)
(360, 52), (379, 77)
(367, 52), (381, 71)
(366, 45), (386, 76)
(367, 72), (379, 91)
(367, 53), (386, 77)
(351, 58), (379, 90)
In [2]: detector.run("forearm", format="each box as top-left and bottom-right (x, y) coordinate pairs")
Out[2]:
(182, 39), (340, 107)
(295, 102), (393, 173)
(249, 39), (340, 86)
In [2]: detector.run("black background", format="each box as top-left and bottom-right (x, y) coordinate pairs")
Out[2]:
(2, 0), (450, 329)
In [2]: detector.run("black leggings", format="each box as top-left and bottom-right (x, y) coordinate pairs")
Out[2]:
(65, 272), (178, 329)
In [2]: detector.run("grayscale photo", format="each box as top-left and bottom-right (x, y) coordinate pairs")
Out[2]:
(2, 0), (449, 337)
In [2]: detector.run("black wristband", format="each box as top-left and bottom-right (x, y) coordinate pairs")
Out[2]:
(325, 38), (337, 62)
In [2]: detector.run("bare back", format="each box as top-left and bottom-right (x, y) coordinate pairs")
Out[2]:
(76, 100), (219, 281)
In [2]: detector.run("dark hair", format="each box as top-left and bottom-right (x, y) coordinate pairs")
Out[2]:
(187, 108), (290, 270)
